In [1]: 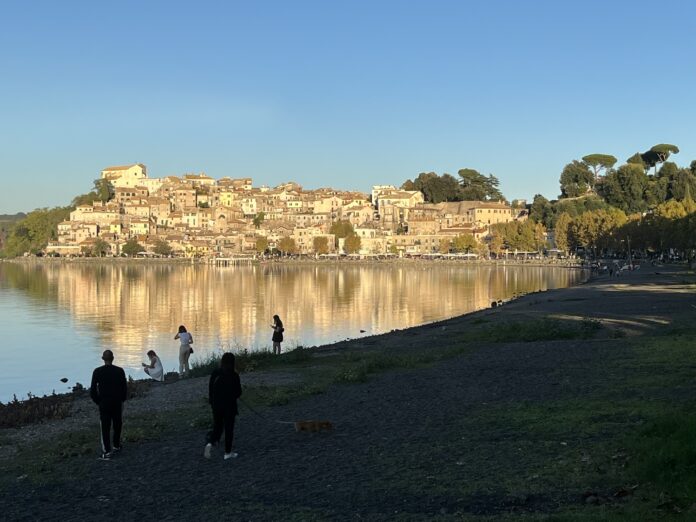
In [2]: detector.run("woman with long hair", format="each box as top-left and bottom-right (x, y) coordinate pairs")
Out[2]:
(271, 315), (284, 355)
(174, 325), (193, 377)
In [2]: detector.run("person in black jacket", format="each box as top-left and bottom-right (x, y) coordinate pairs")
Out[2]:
(204, 352), (242, 460)
(90, 350), (128, 460)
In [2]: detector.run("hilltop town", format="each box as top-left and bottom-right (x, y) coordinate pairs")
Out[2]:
(46, 163), (524, 258)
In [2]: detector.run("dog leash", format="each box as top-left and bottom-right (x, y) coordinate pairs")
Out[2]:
(238, 397), (294, 425)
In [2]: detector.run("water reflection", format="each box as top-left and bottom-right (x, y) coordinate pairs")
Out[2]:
(0, 262), (587, 400)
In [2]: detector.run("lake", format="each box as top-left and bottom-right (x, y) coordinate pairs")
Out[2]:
(0, 261), (588, 401)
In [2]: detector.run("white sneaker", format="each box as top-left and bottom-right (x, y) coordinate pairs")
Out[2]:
(224, 452), (238, 460)
(204, 443), (212, 459)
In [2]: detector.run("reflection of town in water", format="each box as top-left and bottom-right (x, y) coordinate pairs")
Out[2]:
(0, 262), (587, 400)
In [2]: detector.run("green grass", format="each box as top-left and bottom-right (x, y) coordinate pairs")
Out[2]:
(453, 317), (604, 344)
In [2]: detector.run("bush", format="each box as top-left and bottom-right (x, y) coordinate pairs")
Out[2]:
(0, 392), (73, 428)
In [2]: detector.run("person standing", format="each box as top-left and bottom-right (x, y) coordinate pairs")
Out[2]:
(142, 350), (164, 382)
(90, 350), (128, 460)
(271, 315), (284, 355)
(175, 325), (193, 377)
(204, 352), (242, 460)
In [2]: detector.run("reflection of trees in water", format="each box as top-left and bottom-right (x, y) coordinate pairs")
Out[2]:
(1, 263), (586, 353)
(1, 263), (55, 301)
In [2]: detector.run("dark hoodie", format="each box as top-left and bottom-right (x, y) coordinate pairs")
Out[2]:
(208, 368), (242, 414)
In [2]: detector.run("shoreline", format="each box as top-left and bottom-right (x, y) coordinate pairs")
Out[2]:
(3, 254), (588, 269)
(0, 264), (592, 407)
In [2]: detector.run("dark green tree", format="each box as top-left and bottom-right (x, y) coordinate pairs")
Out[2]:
(1, 207), (72, 257)
(559, 160), (594, 198)
(402, 172), (462, 203)
(252, 212), (265, 229)
(582, 154), (618, 180)
(122, 238), (144, 256)
(599, 163), (649, 213)
(458, 169), (503, 201)
(529, 194), (554, 228)
(71, 179), (114, 207)
(630, 144), (679, 175)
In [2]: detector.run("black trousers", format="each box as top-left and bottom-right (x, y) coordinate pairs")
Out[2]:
(99, 401), (123, 453)
(209, 408), (236, 453)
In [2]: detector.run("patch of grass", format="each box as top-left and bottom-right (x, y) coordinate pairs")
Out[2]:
(459, 318), (604, 343)
(189, 345), (313, 378)
(626, 413), (696, 505)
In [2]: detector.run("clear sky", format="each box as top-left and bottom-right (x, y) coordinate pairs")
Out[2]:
(1, 0), (695, 214)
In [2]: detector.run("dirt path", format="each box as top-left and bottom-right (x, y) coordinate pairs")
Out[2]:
(3, 266), (695, 521)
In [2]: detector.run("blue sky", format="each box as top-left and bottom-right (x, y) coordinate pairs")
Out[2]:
(1, 0), (695, 213)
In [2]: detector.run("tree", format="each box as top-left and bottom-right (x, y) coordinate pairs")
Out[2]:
(91, 238), (109, 257)
(559, 160), (594, 198)
(582, 154), (617, 180)
(313, 236), (329, 255)
(529, 194), (554, 228)
(277, 236), (297, 255)
(649, 143), (679, 164)
(71, 179), (114, 207)
(1, 206), (72, 257)
(452, 234), (477, 253)
(153, 239), (173, 256)
(488, 233), (504, 258)
(626, 152), (648, 172)
(439, 238), (451, 254)
(344, 234), (361, 254)
(198, 201), (210, 208)
(554, 212), (572, 253)
(458, 169), (503, 201)
(252, 212), (265, 229)
(329, 220), (354, 244)
(599, 163), (649, 213)
(122, 238), (144, 256)
(402, 172), (462, 203)
(255, 237), (269, 254)
(533, 221), (547, 251)
(629, 144), (679, 175)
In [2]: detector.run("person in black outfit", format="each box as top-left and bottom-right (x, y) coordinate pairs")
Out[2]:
(204, 352), (242, 460)
(271, 314), (284, 355)
(90, 349), (128, 460)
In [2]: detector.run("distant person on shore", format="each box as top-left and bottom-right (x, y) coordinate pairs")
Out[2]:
(89, 350), (128, 460)
(175, 325), (193, 377)
(271, 314), (284, 355)
(142, 350), (164, 382)
(204, 352), (242, 460)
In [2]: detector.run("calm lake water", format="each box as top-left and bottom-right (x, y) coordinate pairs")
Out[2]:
(0, 261), (588, 401)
